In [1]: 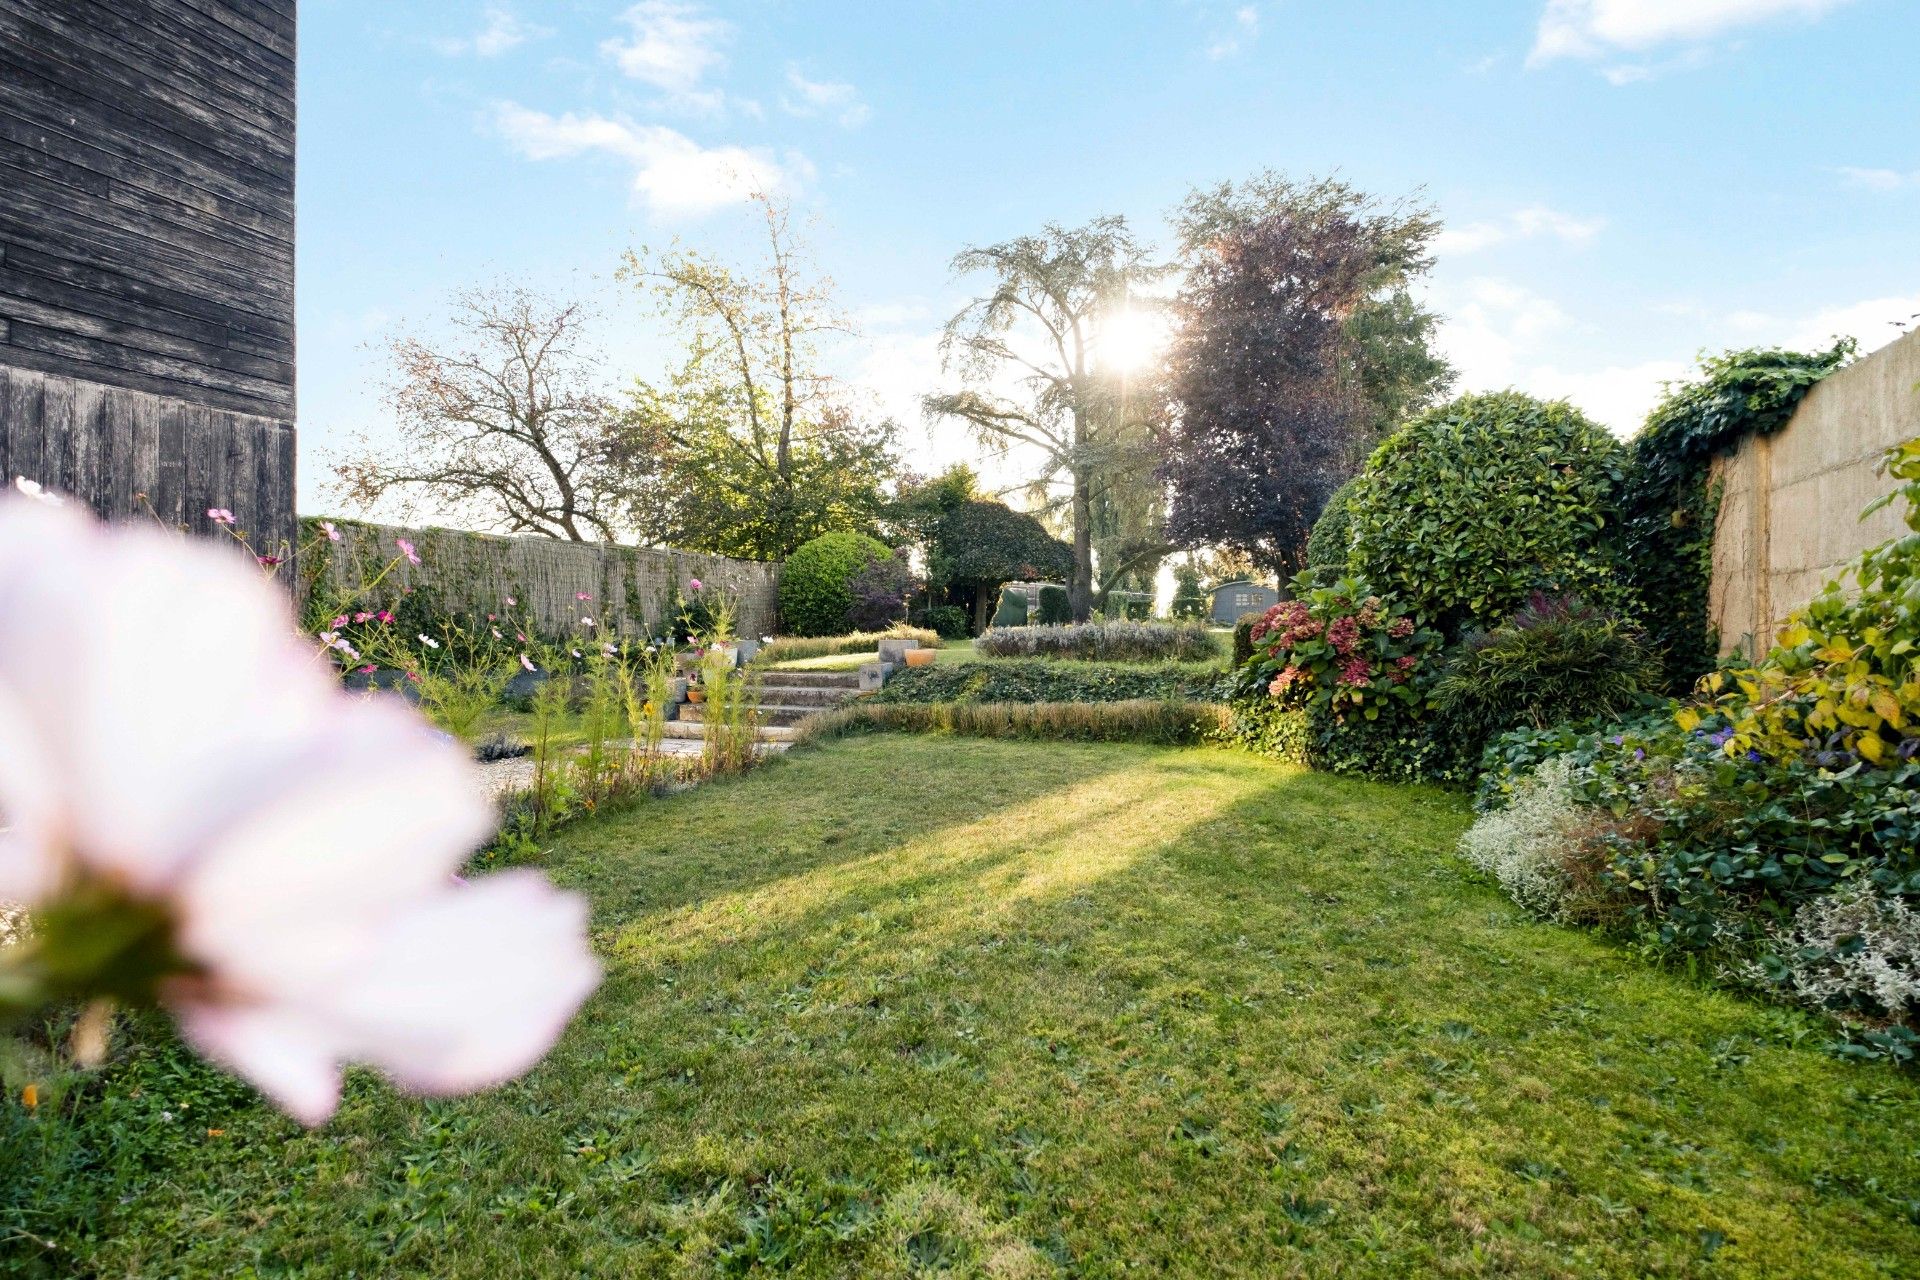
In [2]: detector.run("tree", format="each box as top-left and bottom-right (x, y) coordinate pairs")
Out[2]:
(1173, 172), (1454, 449)
(1160, 174), (1453, 578)
(1169, 560), (1208, 620)
(924, 217), (1168, 621)
(620, 192), (896, 560)
(333, 287), (642, 540)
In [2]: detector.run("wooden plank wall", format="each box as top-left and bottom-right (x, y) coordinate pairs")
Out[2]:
(0, 0), (296, 547)
(0, 365), (298, 555)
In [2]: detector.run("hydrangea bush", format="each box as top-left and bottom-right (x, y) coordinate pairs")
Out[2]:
(1240, 576), (1441, 723)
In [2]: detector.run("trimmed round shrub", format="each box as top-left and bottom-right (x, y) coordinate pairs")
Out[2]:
(1036, 584), (1070, 625)
(1304, 476), (1359, 578)
(780, 532), (892, 636)
(991, 585), (1030, 628)
(1348, 392), (1631, 636)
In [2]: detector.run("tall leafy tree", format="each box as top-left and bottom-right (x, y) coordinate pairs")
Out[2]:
(1161, 174), (1453, 577)
(620, 193), (897, 560)
(923, 217), (1168, 620)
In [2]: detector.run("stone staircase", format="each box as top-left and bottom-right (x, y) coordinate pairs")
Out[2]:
(665, 668), (865, 750)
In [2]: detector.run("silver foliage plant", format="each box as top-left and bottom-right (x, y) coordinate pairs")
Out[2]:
(1741, 884), (1920, 1019)
(1457, 755), (1587, 920)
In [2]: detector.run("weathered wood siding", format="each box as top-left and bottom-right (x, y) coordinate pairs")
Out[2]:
(0, 0), (295, 545)
(0, 364), (297, 553)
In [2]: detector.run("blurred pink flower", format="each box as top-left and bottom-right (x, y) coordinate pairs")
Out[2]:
(319, 521), (341, 543)
(0, 497), (599, 1126)
(395, 538), (420, 566)
(376, 611), (394, 625)
(207, 508), (235, 525)
(575, 592), (592, 602)
(520, 653), (536, 672)
(688, 578), (702, 591)
(504, 596), (516, 607)
(331, 615), (350, 629)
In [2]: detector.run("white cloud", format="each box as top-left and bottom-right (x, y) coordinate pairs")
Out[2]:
(434, 6), (548, 58)
(491, 102), (794, 216)
(1840, 166), (1920, 191)
(1530, 0), (1854, 68)
(602, 1), (731, 112)
(782, 67), (870, 127)
(1436, 204), (1606, 256)
(1206, 5), (1260, 59)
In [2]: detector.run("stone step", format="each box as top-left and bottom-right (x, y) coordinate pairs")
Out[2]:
(754, 669), (863, 689)
(657, 720), (798, 742)
(679, 702), (825, 728)
(750, 683), (860, 707)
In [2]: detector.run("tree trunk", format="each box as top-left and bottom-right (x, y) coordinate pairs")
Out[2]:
(1070, 472), (1094, 622)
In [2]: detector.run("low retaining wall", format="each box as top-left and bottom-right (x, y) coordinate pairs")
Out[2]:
(1710, 329), (1920, 655)
(301, 518), (780, 639)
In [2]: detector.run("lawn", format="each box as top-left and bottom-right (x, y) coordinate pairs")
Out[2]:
(7, 736), (1920, 1277)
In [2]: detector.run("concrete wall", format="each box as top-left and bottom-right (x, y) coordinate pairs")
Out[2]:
(1710, 329), (1920, 655)
(304, 518), (781, 641)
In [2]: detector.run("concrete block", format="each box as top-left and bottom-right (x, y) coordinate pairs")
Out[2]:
(876, 638), (919, 664)
(858, 661), (895, 692)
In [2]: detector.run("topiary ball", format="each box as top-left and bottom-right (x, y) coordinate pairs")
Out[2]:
(780, 532), (893, 637)
(1348, 391), (1632, 636)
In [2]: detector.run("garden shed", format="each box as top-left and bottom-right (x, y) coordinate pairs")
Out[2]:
(1209, 578), (1277, 625)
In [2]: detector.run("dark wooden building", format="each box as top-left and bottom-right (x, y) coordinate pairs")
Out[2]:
(0, 0), (296, 552)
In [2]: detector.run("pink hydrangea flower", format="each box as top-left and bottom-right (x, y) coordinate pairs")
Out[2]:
(395, 538), (420, 566)
(0, 496), (599, 1126)
(1336, 656), (1372, 687)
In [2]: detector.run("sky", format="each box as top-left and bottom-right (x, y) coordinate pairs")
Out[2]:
(296, 0), (1920, 519)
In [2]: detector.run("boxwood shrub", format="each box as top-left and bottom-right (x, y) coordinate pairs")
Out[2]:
(1348, 391), (1632, 637)
(780, 532), (893, 637)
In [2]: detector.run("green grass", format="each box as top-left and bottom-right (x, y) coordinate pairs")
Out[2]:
(7, 737), (1920, 1277)
(769, 638), (1230, 676)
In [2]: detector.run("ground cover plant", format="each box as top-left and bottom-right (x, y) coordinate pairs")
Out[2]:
(874, 658), (1225, 705)
(974, 619), (1220, 663)
(7, 736), (1919, 1276)
(795, 698), (1229, 746)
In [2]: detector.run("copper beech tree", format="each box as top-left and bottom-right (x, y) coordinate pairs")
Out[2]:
(333, 286), (651, 541)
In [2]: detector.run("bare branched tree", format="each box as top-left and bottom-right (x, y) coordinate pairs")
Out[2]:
(332, 286), (647, 541)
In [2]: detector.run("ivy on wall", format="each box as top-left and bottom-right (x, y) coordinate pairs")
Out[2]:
(1618, 341), (1855, 691)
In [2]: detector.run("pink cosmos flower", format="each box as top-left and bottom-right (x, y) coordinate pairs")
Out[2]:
(688, 578), (702, 592)
(579, 616), (595, 629)
(207, 508), (235, 525)
(395, 538), (420, 566)
(319, 521), (341, 543)
(0, 496), (599, 1126)
(256, 555), (282, 568)
(520, 654), (536, 672)
(504, 596), (515, 607)
(376, 611), (394, 625)
(575, 592), (592, 602)
(357, 664), (377, 675)
(332, 615), (350, 630)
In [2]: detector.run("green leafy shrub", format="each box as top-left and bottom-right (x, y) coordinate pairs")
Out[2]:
(1036, 583), (1071, 625)
(1682, 435), (1920, 771)
(991, 585), (1030, 628)
(1304, 476), (1359, 579)
(794, 698), (1230, 746)
(918, 603), (972, 639)
(1231, 613), (1260, 666)
(1225, 699), (1310, 764)
(780, 532), (893, 636)
(1348, 391), (1631, 636)
(1170, 565), (1208, 620)
(974, 620), (1219, 663)
(874, 659), (1223, 705)
(1618, 343), (1853, 690)
(1435, 593), (1662, 754)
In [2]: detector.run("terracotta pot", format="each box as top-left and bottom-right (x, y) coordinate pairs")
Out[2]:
(687, 687), (706, 703)
(904, 648), (937, 668)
